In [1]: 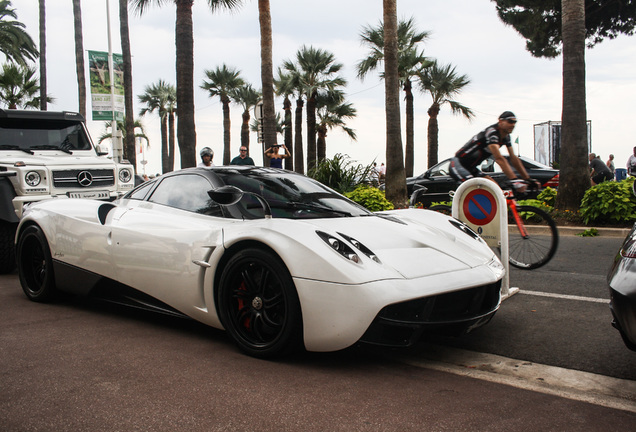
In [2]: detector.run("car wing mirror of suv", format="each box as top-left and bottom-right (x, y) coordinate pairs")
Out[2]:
(95, 144), (109, 156)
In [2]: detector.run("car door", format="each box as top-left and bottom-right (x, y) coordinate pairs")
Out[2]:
(414, 159), (457, 205)
(109, 173), (226, 313)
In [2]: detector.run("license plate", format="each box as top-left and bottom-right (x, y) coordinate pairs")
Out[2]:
(67, 190), (110, 199)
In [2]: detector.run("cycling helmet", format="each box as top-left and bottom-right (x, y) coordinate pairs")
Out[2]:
(200, 147), (213, 158)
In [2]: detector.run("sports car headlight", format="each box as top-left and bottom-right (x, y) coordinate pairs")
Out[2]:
(338, 233), (381, 264)
(25, 171), (41, 187)
(316, 231), (360, 263)
(119, 168), (132, 183)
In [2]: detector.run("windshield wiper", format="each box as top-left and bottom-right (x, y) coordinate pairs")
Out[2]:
(286, 201), (353, 217)
(30, 144), (73, 154)
(0, 144), (34, 154)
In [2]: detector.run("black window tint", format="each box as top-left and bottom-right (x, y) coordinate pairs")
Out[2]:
(149, 174), (222, 216)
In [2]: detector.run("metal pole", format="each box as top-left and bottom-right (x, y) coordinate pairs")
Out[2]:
(106, 0), (122, 162)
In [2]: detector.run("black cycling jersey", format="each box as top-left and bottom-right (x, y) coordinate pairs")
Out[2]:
(455, 123), (512, 170)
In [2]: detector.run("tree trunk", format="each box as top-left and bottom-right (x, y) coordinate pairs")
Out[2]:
(317, 124), (327, 162)
(38, 0), (46, 111)
(294, 98), (304, 174)
(222, 97), (231, 165)
(555, 0), (589, 211)
(168, 111), (175, 173)
(404, 79), (414, 177)
(241, 109), (250, 152)
(427, 103), (440, 168)
(382, 0), (407, 207)
(306, 92), (317, 170)
(282, 95), (293, 170)
(161, 112), (169, 173)
(72, 0), (86, 118)
(119, 0), (136, 168)
(175, 0), (196, 168)
(258, 0), (277, 161)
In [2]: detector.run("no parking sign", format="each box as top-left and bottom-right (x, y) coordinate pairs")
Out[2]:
(454, 182), (503, 248)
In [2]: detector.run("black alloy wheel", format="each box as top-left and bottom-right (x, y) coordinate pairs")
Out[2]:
(218, 248), (302, 358)
(17, 225), (57, 302)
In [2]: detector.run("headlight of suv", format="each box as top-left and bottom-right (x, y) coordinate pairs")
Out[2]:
(118, 168), (132, 183)
(25, 171), (41, 187)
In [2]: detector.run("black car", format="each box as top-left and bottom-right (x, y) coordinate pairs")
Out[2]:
(607, 222), (636, 352)
(407, 155), (559, 207)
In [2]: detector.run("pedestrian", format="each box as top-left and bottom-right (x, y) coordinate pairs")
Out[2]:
(197, 147), (215, 167)
(606, 154), (615, 179)
(379, 163), (386, 183)
(230, 146), (255, 166)
(589, 153), (613, 185)
(449, 111), (538, 193)
(264, 144), (290, 169)
(627, 147), (636, 176)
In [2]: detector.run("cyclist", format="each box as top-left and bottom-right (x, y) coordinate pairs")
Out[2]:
(449, 111), (538, 193)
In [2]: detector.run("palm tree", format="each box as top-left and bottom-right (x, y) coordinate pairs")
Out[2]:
(201, 64), (245, 165)
(315, 91), (357, 162)
(258, 0), (276, 163)
(138, 80), (177, 174)
(282, 45), (346, 171)
(275, 68), (302, 172)
(229, 83), (261, 156)
(555, 0), (589, 211)
(131, 0), (244, 168)
(382, 0), (407, 207)
(357, 17), (431, 177)
(72, 0), (86, 117)
(38, 0), (46, 110)
(416, 61), (474, 168)
(0, 0), (38, 65)
(97, 119), (149, 155)
(118, 0), (136, 168)
(0, 63), (51, 109)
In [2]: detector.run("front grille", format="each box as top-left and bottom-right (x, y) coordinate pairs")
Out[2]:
(52, 169), (115, 188)
(361, 281), (501, 347)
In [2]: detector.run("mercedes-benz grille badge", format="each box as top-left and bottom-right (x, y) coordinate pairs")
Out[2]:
(77, 171), (93, 187)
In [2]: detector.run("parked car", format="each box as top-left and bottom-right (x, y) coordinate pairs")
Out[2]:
(16, 166), (504, 358)
(407, 155), (559, 207)
(607, 223), (636, 352)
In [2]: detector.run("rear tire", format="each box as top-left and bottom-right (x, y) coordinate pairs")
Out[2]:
(17, 225), (58, 302)
(507, 205), (558, 270)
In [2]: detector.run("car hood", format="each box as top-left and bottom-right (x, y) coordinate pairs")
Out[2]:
(268, 209), (498, 282)
(0, 152), (112, 167)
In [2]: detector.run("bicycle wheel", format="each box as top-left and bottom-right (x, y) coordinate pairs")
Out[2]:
(428, 204), (452, 216)
(507, 205), (558, 270)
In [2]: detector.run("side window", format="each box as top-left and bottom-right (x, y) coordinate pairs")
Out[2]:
(127, 181), (153, 200)
(430, 160), (450, 177)
(148, 174), (222, 216)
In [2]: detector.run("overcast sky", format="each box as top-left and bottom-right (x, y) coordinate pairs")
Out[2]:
(11, 0), (636, 176)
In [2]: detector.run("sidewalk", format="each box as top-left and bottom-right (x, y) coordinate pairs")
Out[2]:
(526, 225), (631, 238)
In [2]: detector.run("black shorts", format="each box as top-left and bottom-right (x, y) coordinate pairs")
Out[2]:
(449, 157), (485, 182)
(592, 171), (613, 184)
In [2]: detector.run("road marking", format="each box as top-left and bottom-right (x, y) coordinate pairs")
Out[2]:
(395, 344), (636, 413)
(519, 290), (609, 304)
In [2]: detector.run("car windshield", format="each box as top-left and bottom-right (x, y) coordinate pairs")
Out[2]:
(215, 169), (372, 219)
(0, 118), (93, 152)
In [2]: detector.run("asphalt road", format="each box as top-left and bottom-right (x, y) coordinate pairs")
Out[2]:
(1, 234), (635, 431)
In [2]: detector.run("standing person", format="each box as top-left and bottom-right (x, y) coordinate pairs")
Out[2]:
(378, 163), (386, 183)
(230, 146), (255, 166)
(627, 147), (636, 176)
(264, 144), (290, 169)
(197, 147), (215, 167)
(589, 153), (612, 185)
(449, 111), (538, 192)
(606, 154), (616, 179)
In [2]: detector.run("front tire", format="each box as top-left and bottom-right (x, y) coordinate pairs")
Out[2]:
(217, 248), (302, 358)
(17, 225), (57, 302)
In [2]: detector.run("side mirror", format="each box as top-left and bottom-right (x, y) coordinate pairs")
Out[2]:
(207, 185), (244, 205)
(95, 144), (109, 156)
(208, 186), (273, 219)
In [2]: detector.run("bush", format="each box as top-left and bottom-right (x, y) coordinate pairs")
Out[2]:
(580, 178), (636, 225)
(308, 153), (374, 194)
(345, 185), (394, 211)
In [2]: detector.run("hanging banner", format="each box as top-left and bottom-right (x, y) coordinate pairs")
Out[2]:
(88, 50), (124, 121)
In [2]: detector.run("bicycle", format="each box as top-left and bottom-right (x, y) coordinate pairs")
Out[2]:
(424, 181), (559, 270)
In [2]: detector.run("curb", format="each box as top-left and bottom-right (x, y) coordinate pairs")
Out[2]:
(524, 225), (631, 238)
